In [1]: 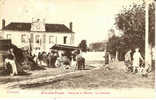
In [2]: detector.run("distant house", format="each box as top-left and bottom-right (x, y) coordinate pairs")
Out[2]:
(0, 19), (75, 53)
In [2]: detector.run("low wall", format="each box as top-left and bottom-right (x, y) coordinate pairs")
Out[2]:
(82, 52), (105, 61)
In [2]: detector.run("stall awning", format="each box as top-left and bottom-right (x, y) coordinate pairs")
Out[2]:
(50, 44), (79, 51)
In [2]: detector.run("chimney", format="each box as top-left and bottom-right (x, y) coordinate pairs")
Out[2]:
(37, 18), (40, 22)
(2, 19), (5, 29)
(69, 22), (72, 31)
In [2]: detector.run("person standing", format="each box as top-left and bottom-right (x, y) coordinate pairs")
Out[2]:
(53, 52), (59, 67)
(125, 50), (132, 61)
(37, 52), (42, 66)
(76, 50), (85, 70)
(132, 48), (144, 73)
(47, 53), (51, 67)
(124, 50), (132, 72)
(50, 52), (56, 68)
(33, 54), (37, 64)
(55, 53), (63, 68)
(5, 48), (18, 76)
(104, 52), (110, 65)
(42, 52), (47, 66)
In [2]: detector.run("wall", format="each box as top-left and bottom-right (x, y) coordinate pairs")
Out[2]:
(2, 30), (31, 48)
(45, 32), (73, 52)
(2, 30), (74, 53)
(82, 51), (105, 61)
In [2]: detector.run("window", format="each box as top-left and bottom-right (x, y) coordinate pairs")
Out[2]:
(63, 36), (67, 44)
(6, 34), (11, 39)
(21, 34), (27, 43)
(35, 47), (40, 50)
(49, 36), (56, 44)
(35, 35), (40, 44)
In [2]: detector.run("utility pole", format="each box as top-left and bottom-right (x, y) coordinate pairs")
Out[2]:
(154, 0), (156, 90)
(144, 0), (154, 73)
(145, 0), (150, 71)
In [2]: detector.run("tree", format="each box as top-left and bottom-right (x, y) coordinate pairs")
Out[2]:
(107, 35), (120, 54)
(116, 3), (155, 46)
(107, 35), (121, 60)
(112, 3), (155, 60)
(78, 40), (87, 52)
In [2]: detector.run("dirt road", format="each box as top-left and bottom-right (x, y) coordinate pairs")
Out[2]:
(1, 61), (154, 90)
(31, 61), (154, 89)
(0, 60), (99, 88)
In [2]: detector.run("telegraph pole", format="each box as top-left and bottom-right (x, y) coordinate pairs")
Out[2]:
(144, 0), (154, 73)
(154, 0), (156, 90)
(145, 0), (150, 71)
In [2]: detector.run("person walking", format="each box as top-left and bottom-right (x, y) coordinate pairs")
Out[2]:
(132, 48), (144, 73)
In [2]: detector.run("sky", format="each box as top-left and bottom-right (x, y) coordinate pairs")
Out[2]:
(0, 0), (143, 45)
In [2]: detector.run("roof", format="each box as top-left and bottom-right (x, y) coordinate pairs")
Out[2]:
(3, 22), (73, 33)
(50, 44), (79, 51)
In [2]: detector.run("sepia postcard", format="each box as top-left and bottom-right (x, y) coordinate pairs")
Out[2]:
(0, 0), (155, 99)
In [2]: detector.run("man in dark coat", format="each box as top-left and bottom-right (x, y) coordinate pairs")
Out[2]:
(76, 50), (85, 70)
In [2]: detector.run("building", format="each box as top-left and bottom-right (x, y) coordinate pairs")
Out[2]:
(0, 19), (75, 53)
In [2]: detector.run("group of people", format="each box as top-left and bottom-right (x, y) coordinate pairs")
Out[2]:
(124, 48), (145, 73)
(3, 46), (147, 77)
(33, 49), (86, 70)
(3, 47), (86, 76)
(33, 51), (58, 67)
(33, 50), (71, 68)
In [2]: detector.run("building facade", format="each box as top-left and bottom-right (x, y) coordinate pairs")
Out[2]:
(0, 19), (75, 53)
